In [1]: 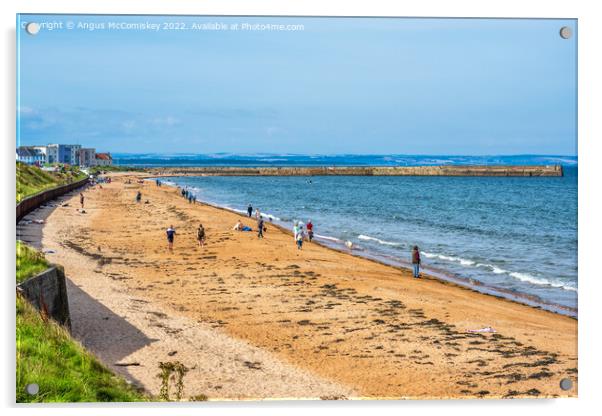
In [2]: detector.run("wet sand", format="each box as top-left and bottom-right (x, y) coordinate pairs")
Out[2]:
(36, 172), (577, 400)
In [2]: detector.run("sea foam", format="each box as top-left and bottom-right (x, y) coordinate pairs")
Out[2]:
(358, 234), (402, 247)
(422, 254), (579, 292)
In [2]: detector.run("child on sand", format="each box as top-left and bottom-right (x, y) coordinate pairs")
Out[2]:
(80, 193), (85, 209)
(296, 229), (305, 250)
(257, 217), (265, 239)
(166, 225), (176, 251)
(411, 245), (421, 278)
(197, 224), (206, 247)
(136, 191), (142, 203)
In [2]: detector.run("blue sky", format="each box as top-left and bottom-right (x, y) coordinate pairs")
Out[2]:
(17, 15), (577, 155)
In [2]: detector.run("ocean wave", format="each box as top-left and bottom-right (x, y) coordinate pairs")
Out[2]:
(315, 234), (342, 242)
(423, 254), (578, 292)
(421, 251), (475, 266)
(228, 207), (248, 215)
(221, 206), (281, 221)
(358, 234), (402, 247)
(258, 158), (288, 162)
(260, 212), (281, 221)
(507, 271), (577, 292)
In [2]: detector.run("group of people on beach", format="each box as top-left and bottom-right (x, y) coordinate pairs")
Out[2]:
(233, 204), (268, 239)
(158, 187), (423, 279)
(165, 223), (206, 251)
(180, 187), (197, 204)
(242, 204), (272, 239)
(292, 220), (314, 250)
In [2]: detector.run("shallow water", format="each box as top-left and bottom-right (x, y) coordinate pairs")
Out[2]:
(166, 167), (577, 311)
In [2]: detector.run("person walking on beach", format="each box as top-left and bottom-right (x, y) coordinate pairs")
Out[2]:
(257, 217), (265, 239)
(411, 245), (421, 278)
(136, 191), (142, 203)
(247, 204), (253, 217)
(293, 222), (299, 242)
(296, 229), (305, 250)
(166, 225), (176, 251)
(306, 220), (314, 242)
(197, 224), (206, 248)
(80, 192), (85, 209)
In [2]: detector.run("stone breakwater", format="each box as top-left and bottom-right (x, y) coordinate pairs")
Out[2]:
(146, 165), (563, 177)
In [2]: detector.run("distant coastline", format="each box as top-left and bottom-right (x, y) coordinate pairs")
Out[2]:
(111, 153), (578, 169)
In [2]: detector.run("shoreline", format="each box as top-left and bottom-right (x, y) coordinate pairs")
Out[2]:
(30, 171), (578, 399)
(150, 176), (577, 318)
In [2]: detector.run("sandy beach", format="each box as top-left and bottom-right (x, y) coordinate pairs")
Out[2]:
(33, 172), (577, 400)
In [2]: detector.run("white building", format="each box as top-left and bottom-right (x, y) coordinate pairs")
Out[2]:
(46, 144), (82, 165)
(94, 153), (113, 166)
(78, 148), (96, 167)
(16, 147), (45, 165)
(32, 146), (48, 163)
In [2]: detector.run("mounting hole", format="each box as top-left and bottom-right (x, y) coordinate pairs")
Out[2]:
(559, 26), (572, 39)
(559, 378), (573, 391)
(26, 383), (39, 395)
(25, 22), (40, 35)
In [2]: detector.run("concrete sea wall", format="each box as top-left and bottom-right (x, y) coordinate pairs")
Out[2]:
(16, 177), (89, 224)
(147, 165), (563, 177)
(17, 266), (71, 329)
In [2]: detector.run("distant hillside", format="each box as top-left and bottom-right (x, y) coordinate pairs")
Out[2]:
(16, 162), (85, 203)
(111, 153), (578, 168)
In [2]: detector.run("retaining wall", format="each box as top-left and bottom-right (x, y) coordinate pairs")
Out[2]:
(147, 165), (563, 177)
(17, 266), (71, 329)
(16, 177), (89, 224)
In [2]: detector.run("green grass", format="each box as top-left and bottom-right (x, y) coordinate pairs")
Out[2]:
(16, 241), (49, 284)
(16, 162), (87, 203)
(16, 297), (147, 403)
(16, 243), (148, 403)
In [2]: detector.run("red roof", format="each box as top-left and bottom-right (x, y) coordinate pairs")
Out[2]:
(95, 153), (112, 160)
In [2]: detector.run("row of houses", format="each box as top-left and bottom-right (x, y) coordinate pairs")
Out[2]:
(16, 144), (112, 167)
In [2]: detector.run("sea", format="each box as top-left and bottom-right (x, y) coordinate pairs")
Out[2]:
(134, 154), (578, 316)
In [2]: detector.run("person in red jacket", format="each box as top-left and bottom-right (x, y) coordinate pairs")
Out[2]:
(306, 220), (314, 242)
(411, 245), (421, 278)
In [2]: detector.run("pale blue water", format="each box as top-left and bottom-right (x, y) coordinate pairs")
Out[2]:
(158, 164), (577, 313)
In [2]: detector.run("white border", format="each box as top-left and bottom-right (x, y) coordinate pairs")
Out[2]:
(2, 1), (600, 415)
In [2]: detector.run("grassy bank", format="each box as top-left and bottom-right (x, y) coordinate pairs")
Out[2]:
(16, 296), (147, 402)
(16, 162), (86, 203)
(16, 241), (49, 284)
(16, 242), (147, 402)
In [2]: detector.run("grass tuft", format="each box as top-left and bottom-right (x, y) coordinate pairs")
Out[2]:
(16, 241), (49, 284)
